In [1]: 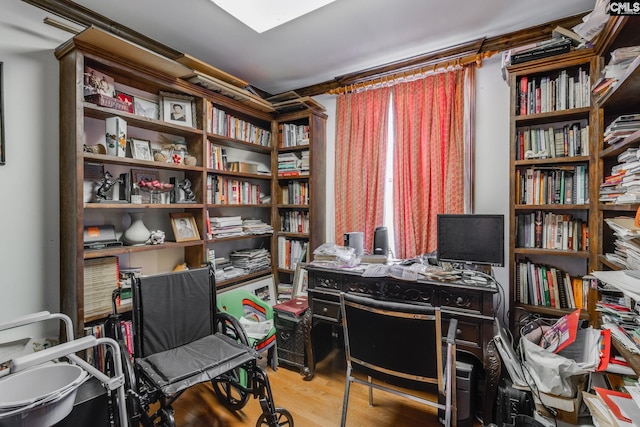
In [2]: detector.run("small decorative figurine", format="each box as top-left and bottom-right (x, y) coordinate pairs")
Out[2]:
(96, 171), (123, 201)
(146, 230), (166, 245)
(178, 178), (196, 203)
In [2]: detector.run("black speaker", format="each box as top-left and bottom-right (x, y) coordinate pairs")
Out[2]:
(373, 226), (389, 255)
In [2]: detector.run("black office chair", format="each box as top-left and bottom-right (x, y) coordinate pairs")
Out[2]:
(112, 267), (292, 426)
(339, 292), (458, 427)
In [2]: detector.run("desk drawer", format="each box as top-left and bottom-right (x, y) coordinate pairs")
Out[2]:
(312, 299), (340, 322)
(443, 317), (481, 350)
(440, 289), (483, 313)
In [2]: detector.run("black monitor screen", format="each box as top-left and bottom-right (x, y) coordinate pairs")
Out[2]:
(437, 214), (504, 267)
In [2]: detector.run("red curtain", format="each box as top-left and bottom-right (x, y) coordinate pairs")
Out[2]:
(334, 87), (390, 252)
(392, 69), (467, 259)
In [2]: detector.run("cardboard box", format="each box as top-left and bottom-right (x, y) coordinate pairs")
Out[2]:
(228, 161), (258, 174)
(534, 385), (584, 425)
(105, 117), (127, 157)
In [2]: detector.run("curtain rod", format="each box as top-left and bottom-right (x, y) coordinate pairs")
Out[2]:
(327, 51), (495, 95)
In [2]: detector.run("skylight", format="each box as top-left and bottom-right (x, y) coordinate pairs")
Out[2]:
(211, 0), (336, 33)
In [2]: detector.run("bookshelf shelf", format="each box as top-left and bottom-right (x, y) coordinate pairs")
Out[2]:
(514, 204), (589, 210)
(513, 303), (589, 319)
(215, 269), (273, 289)
(514, 106), (591, 125)
(513, 248), (591, 257)
(514, 156), (589, 166)
(83, 241), (201, 259)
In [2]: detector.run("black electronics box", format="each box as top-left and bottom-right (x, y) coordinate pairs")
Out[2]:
(439, 355), (477, 427)
(495, 377), (534, 427)
(55, 377), (109, 426)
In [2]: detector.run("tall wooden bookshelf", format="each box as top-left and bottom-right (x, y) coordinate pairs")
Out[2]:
(508, 50), (599, 330)
(592, 16), (640, 373)
(56, 27), (326, 337)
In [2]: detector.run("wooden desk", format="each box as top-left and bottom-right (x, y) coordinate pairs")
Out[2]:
(306, 264), (502, 424)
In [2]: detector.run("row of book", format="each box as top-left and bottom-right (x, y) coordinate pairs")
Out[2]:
(515, 122), (589, 160)
(277, 151), (309, 177)
(277, 236), (308, 270)
(206, 175), (265, 205)
(84, 318), (134, 371)
(515, 165), (589, 206)
(514, 260), (588, 309)
(281, 180), (309, 205)
(516, 211), (588, 251)
(278, 123), (309, 147)
(517, 66), (590, 116)
(281, 210), (309, 234)
(600, 146), (640, 204)
(206, 102), (271, 146)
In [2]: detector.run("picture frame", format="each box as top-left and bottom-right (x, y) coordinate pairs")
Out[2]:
(292, 262), (309, 297)
(170, 212), (200, 242)
(130, 138), (152, 161)
(159, 91), (196, 128)
(219, 275), (277, 306)
(115, 90), (134, 114)
(0, 62), (4, 165)
(134, 96), (159, 120)
(83, 66), (115, 98)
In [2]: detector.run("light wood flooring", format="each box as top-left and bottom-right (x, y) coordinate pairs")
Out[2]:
(170, 348), (482, 427)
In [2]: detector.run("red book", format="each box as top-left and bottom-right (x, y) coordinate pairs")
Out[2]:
(274, 296), (308, 317)
(519, 76), (528, 115)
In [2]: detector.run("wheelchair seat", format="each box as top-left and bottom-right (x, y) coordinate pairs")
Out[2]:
(136, 333), (257, 395)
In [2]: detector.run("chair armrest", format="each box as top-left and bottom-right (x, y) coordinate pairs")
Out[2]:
(446, 318), (458, 345)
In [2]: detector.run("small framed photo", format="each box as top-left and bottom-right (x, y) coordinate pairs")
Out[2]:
(170, 212), (200, 242)
(134, 96), (159, 120)
(160, 91), (196, 128)
(293, 262), (309, 297)
(83, 66), (115, 97)
(115, 91), (134, 113)
(130, 138), (152, 161)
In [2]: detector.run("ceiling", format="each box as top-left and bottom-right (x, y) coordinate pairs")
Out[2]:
(26, 0), (595, 95)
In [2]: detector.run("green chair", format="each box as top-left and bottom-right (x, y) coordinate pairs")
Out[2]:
(217, 289), (278, 371)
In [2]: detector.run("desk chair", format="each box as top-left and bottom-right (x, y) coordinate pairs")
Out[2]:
(339, 292), (458, 427)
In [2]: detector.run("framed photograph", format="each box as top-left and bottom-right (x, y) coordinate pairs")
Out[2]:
(292, 262), (309, 297)
(115, 91), (134, 113)
(159, 91), (196, 128)
(130, 138), (152, 161)
(134, 96), (159, 120)
(0, 62), (4, 165)
(219, 275), (277, 306)
(170, 212), (200, 242)
(83, 66), (115, 98)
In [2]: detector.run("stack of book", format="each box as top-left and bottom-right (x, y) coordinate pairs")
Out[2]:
(277, 151), (308, 176)
(230, 248), (271, 274)
(604, 114), (640, 147)
(592, 46), (640, 100)
(613, 148), (640, 204)
(208, 215), (244, 239)
(510, 38), (572, 66)
(242, 218), (273, 235)
(604, 217), (640, 269)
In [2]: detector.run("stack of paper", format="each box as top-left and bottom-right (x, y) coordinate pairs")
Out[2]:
(604, 217), (640, 268)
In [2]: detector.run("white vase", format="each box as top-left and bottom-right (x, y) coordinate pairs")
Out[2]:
(123, 212), (150, 245)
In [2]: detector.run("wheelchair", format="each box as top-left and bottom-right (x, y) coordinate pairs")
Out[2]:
(104, 267), (293, 427)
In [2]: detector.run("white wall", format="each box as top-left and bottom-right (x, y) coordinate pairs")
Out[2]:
(0, 3), (70, 339)
(0, 2), (512, 337)
(315, 56), (512, 323)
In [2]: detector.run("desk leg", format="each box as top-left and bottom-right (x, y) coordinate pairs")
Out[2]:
(483, 338), (501, 425)
(301, 309), (314, 380)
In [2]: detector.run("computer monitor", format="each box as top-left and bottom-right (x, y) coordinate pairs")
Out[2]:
(437, 214), (504, 267)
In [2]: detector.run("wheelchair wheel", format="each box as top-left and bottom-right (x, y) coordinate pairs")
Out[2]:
(104, 340), (140, 426)
(255, 408), (294, 427)
(212, 370), (250, 411)
(159, 407), (176, 427)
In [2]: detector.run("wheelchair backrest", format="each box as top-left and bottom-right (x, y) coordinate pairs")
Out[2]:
(133, 267), (214, 358)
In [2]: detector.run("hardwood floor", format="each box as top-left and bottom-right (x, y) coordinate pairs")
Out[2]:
(170, 348), (482, 427)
